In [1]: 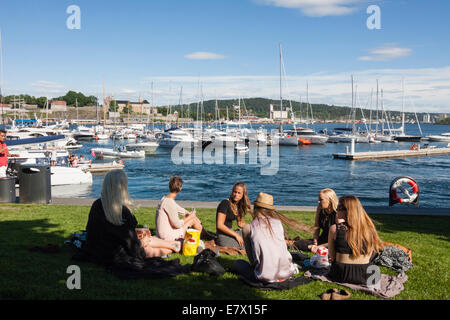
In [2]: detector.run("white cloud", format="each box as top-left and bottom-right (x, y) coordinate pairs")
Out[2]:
(143, 66), (450, 113)
(184, 52), (226, 60)
(256, 0), (365, 17)
(30, 80), (64, 89)
(359, 45), (412, 61)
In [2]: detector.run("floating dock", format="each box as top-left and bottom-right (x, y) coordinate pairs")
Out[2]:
(333, 147), (450, 160)
(82, 163), (125, 174)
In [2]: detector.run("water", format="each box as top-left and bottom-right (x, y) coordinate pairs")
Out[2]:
(53, 123), (450, 208)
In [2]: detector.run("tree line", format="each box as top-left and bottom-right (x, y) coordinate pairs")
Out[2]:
(0, 91), (98, 108)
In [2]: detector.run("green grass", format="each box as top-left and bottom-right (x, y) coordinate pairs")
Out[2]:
(0, 204), (449, 300)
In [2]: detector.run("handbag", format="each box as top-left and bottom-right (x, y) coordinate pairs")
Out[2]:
(191, 249), (226, 276)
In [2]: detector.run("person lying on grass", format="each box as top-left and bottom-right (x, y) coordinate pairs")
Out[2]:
(83, 169), (181, 261)
(233, 192), (309, 283)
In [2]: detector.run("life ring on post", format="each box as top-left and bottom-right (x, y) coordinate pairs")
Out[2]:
(389, 176), (419, 206)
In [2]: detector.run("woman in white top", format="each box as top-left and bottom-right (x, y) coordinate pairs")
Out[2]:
(155, 176), (204, 241)
(233, 192), (309, 283)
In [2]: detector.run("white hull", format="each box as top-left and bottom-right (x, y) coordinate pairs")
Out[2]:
(427, 134), (450, 142)
(91, 148), (145, 159)
(278, 135), (298, 146)
(126, 142), (159, 153)
(297, 135), (328, 144)
(50, 166), (93, 186)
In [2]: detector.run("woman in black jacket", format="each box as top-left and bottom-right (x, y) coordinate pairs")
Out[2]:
(82, 169), (181, 265)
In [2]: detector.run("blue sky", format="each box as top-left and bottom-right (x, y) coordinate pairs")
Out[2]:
(0, 0), (449, 112)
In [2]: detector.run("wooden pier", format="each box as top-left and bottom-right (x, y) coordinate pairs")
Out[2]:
(333, 146), (450, 160)
(81, 163), (125, 174)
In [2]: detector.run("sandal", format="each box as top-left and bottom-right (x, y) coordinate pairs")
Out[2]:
(320, 288), (339, 300)
(331, 289), (351, 300)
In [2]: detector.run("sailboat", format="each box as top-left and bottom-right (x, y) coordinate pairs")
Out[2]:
(392, 79), (422, 142)
(276, 44), (298, 146)
(328, 76), (370, 143)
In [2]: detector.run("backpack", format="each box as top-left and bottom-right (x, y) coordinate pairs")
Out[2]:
(191, 249), (225, 276)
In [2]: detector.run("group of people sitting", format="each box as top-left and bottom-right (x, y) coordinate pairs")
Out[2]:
(81, 169), (383, 286)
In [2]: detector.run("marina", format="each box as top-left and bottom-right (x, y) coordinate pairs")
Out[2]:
(3, 121), (448, 208)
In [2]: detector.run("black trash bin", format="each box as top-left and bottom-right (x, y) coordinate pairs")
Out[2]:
(18, 164), (51, 204)
(0, 176), (16, 203)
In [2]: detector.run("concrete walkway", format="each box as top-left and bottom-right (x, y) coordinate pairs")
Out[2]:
(50, 197), (450, 216)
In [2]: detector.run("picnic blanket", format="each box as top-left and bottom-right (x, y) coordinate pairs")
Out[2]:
(239, 275), (313, 291)
(204, 240), (246, 256)
(304, 269), (408, 299)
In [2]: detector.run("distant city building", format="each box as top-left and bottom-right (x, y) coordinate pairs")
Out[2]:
(269, 104), (288, 120)
(115, 98), (154, 115)
(50, 100), (67, 111)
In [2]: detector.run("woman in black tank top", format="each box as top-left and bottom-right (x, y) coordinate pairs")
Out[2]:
(294, 188), (338, 253)
(327, 195), (383, 285)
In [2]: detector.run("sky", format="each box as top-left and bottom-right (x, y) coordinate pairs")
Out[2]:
(0, 0), (449, 113)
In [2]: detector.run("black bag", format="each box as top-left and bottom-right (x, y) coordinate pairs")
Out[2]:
(191, 249), (225, 277)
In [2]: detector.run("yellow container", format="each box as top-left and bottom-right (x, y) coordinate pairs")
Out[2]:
(183, 228), (201, 256)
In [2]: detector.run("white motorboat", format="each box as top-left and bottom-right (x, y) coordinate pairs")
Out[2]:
(73, 126), (96, 140)
(125, 141), (159, 154)
(426, 133), (450, 142)
(285, 128), (328, 145)
(156, 128), (200, 148)
(235, 144), (249, 154)
(90, 147), (145, 159)
(9, 151), (93, 186)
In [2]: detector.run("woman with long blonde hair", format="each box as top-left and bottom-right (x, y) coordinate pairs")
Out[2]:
(216, 182), (252, 248)
(327, 195), (383, 284)
(84, 170), (181, 262)
(294, 188), (338, 253)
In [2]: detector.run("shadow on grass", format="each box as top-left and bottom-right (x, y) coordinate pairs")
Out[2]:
(0, 218), (268, 300)
(370, 214), (450, 242)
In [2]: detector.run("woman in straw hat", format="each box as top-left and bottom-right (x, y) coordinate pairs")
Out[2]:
(294, 188), (338, 253)
(233, 192), (310, 283)
(327, 195), (383, 284)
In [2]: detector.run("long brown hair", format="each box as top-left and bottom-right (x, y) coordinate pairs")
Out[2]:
(338, 195), (383, 257)
(252, 206), (313, 237)
(228, 182), (251, 220)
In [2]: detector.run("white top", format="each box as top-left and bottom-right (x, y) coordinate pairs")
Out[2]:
(250, 217), (296, 282)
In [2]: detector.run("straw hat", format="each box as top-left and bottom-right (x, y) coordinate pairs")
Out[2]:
(253, 192), (275, 210)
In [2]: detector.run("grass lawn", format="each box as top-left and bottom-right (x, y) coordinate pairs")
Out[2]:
(0, 203), (449, 300)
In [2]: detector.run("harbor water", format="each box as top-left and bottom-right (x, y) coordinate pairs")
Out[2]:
(52, 123), (450, 208)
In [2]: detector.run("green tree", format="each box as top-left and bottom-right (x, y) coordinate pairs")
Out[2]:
(109, 100), (118, 112)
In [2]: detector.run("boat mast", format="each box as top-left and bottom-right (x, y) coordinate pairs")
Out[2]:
(376, 79), (379, 134)
(401, 78), (405, 136)
(279, 43), (283, 120)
